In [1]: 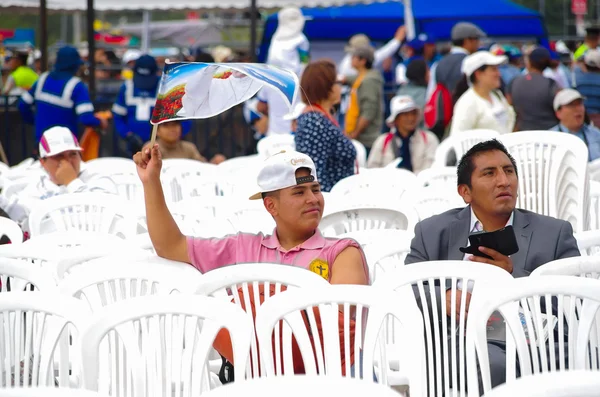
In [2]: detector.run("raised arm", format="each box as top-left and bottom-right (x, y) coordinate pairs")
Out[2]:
(133, 144), (189, 263)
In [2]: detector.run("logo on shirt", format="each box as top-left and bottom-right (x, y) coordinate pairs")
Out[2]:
(309, 259), (329, 280)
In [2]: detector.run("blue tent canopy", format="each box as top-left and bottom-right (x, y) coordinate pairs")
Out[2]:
(259, 0), (547, 61)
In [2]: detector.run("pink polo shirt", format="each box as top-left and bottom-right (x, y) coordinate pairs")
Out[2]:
(186, 229), (368, 283)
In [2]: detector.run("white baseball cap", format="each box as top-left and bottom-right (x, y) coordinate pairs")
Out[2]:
(462, 51), (507, 78)
(122, 49), (142, 65)
(553, 88), (584, 111)
(39, 126), (83, 158)
(283, 102), (306, 121)
(584, 49), (600, 69)
(249, 150), (318, 200)
(386, 95), (419, 126)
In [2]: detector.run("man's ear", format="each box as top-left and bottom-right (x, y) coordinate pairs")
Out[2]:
(458, 184), (472, 204)
(263, 197), (278, 217)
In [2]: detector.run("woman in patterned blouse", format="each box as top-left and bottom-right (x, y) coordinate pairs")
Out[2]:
(295, 60), (357, 192)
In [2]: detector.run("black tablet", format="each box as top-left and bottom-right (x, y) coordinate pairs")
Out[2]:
(459, 225), (519, 260)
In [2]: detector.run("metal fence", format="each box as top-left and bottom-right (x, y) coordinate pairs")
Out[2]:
(0, 95), (257, 166)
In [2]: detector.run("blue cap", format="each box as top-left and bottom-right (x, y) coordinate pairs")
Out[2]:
(529, 47), (551, 63)
(550, 50), (560, 61)
(54, 46), (83, 72)
(133, 55), (160, 91)
(406, 33), (435, 53)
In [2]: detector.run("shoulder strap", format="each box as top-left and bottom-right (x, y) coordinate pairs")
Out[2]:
(382, 132), (395, 154)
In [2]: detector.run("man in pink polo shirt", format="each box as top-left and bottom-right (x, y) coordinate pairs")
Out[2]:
(134, 144), (368, 285)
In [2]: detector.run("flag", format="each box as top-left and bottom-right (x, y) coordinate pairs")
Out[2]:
(151, 62), (299, 125)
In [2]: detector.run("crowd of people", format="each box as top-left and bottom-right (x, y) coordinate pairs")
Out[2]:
(1, 7), (600, 394)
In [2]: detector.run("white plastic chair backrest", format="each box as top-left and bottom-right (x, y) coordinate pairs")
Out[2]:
(0, 161), (9, 176)
(199, 376), (404, 397)
(217, 155), (262, 196)
(0, 258), (56, 292)
(195, 263), (330, 378)
(407, 186), (465, 221)
(416, 166), (458, 188)
(351, 140), (367, 170)
(24, 231), (129, 251)
(254, 285), (425, 392)
(588, 158), (600, 182)
(27, 193), (138, 238)
(161, 159), (219, 203)
(482, 370), (600, 397)
(0, 292), (90, 387)
(319, 208), (416, 237)
(1, 176), (38, 200)
(79, 295), (253, 397)
(54, 247), (153, 281)
(0, 387), (111, 397)
(531, 256), (600, 279)
(588, 180), (600, 230)
(107, 172), (143, 202)
(256, 134), (295, 158)
(0, 217), (23, 243)
(362, 237), (412, 282)
(226, 200), (275, 235)
(330, 170), (417, 200)
(84, 157), (137, 175)
(59, 258), (202, 311)
(374, 261), (514, 397)
(466, 276), (600, 395)
(499, 131), (590, 232)
(169, 195), (231, 224)
(337, 229), (414, 250)
(0, 244), (57, 276)
(433, 129), (500, 166)
(575, 230), (600, 256)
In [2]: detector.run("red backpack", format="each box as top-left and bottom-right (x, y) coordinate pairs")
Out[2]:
(423, 82), (453, 138)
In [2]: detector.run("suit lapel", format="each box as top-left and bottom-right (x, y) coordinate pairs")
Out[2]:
(447, 206), (471, 260)
(510, 210), (532, 273)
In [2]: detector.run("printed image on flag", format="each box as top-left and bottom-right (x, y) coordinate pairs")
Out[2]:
(151, 62), (299, 124)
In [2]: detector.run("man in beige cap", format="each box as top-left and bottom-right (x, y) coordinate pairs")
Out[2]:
(338, 26), (406, 77)
(550, 88), (600, 161)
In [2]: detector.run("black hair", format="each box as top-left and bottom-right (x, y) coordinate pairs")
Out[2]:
(452, 65), (489, 104)
(15, 52), (29, 65)
(529, 57), (550, 72)
(452, 39), (465, 47)
(261, 191), (279, 199)
(406, 58), (428, 87)
(456, 139), (518, 188)
(362, 58), (373, 69)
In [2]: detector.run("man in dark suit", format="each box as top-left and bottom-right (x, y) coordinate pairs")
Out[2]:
(405, 139), (580, 390)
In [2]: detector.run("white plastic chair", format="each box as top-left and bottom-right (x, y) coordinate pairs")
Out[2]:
(0, 388), (111, 397)
(499, 131), (590, 232)
(588, 180), (600, 230)
(0, 217), (23, 243)
(433, 129), (500, 167)
(84, 157), (137, 174)
(161, 159), (219, 203)
(482, 370), (600, 397)
(362, 238), (412, 282)
(408, 186), (465, 221)
(256, 134), (295, 158)
(0, 244), (58, 276)
(1, 176), (38, 200)
(588, 158), (600, 181)
(374, 261), (514, 397)
(0, 292), (90, 387)
(254, 285), (425, 395)
(330, 170), (417, 201)
(195, 263), (330, 378)
(337, 229), (414, 250)
(575, 229), (600, 256)
(466, 276), (600, 395)
(416, 166), (458, 188)
(531, 256), (600, 279)
(79, 295), (253, 397)
(319, 208), (417, 237)
(199, 376), (404, 397)
(27, 193), (138, 238)
(217, 155), (262, 197)
(226, 200), (276, 235)
(351, 140), (367, 170)
(59, 257), (202, 310)
(169, 196), (237, 237)
(24, 232), (130, 250)
(0, 258), (56, 292)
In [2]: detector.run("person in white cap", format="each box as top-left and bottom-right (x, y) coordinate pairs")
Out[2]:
(550, 88), (600, 161)
(1, 126), (117, 229)
(259, 7), (310, 137)
(133, 145), (368, 286)
(450, 51), (515, 136)
(367, 95), (438, 171)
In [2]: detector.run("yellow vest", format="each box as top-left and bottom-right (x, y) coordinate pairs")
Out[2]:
(344, 72), (365, 133)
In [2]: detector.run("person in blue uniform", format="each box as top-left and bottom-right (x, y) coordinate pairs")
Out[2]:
(18, 46), (106, 142)
(112, 54), (190, 154)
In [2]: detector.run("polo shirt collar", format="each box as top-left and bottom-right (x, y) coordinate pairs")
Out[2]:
(262, 228), (326, 252)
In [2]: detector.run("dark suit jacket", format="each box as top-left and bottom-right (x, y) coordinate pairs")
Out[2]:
(405, 206), (581, 275)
